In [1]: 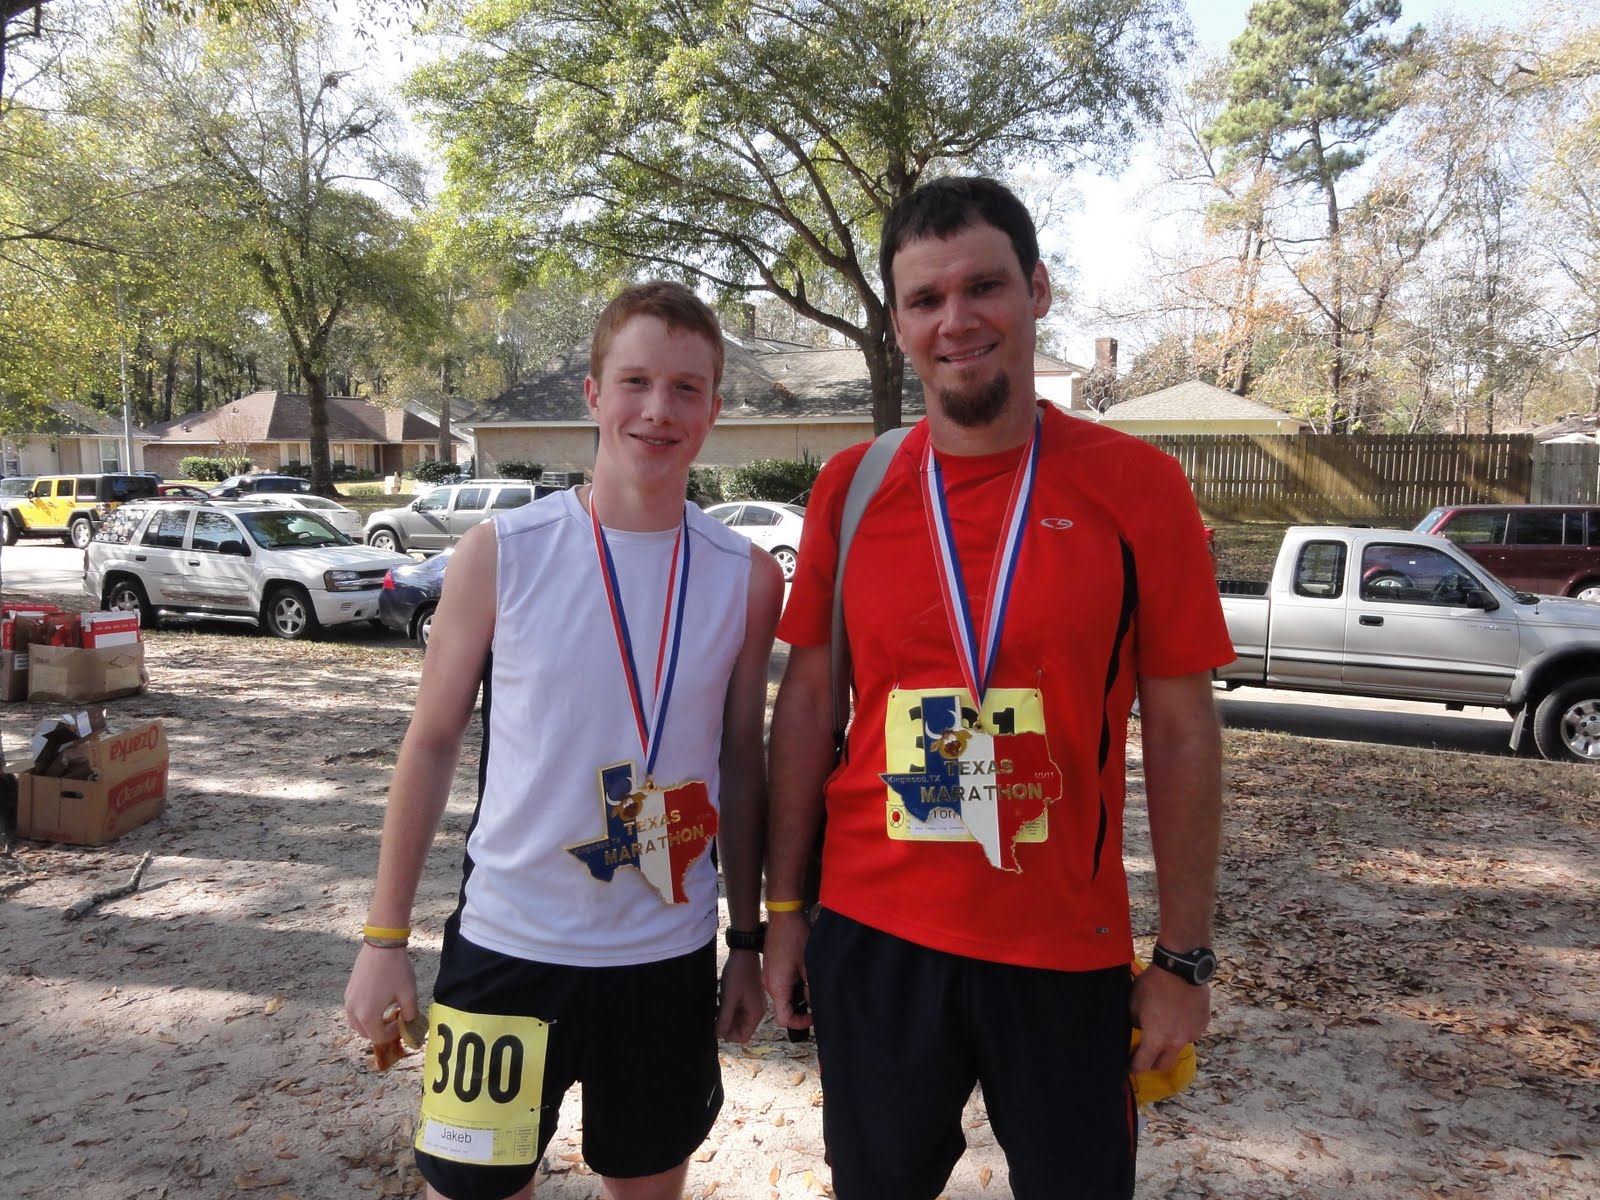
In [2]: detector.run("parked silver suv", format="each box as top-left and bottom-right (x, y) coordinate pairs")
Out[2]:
(363, 479), (535, 554)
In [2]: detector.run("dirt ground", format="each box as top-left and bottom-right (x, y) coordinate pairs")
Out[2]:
(1, 574), (1597, 1199)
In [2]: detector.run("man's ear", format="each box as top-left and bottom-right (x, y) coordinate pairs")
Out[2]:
(709, 390), (724, 424)
(583, 374), (600, 418)
(1031, 260), (1052, 320)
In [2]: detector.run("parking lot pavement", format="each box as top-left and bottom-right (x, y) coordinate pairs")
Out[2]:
(0, 540), (89, 601)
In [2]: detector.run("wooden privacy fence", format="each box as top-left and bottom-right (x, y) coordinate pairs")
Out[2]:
(1531, 442), (1600, 504)
(1136, 433), (1535, 523)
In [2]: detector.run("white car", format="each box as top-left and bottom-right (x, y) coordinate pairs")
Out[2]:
(85, 500), (411, 639)
(253, 493), (365, 538)
(704, 501), (806, 580)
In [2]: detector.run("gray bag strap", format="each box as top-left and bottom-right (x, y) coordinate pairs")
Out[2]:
(830, 425), (911, 752)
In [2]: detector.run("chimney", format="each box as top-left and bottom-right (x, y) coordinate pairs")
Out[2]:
(1094, 337), (1118, 376)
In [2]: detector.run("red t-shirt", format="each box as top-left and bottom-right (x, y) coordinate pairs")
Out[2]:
(777, 404), (1235, 971)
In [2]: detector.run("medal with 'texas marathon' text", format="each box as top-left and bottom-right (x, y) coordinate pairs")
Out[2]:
(880, 413), (1062, 872)
(566, 499), (717, 904)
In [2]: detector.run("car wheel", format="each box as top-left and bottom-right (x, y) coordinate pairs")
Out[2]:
(414, 603), (436, 651)
(1571, 580), (1600, 604)
(771, 545), (797, 582)
(69, 516), (94, 549)
(262, 585), (319, 640)
(103, 576), (156, 628)
(367, 527), (401, 553)
(1532, 674), (1600, 763)
(0, 512), (17, 546)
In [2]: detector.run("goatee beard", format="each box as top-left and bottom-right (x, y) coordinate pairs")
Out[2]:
(937, 373), (1010, 428)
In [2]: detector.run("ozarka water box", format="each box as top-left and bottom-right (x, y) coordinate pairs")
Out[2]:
(17, 721), (169, 845)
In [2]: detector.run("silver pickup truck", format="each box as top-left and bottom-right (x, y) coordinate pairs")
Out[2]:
(1216, 526), (1600, 764)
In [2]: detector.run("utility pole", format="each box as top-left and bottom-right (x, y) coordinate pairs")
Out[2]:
(116, 283), (133, 471)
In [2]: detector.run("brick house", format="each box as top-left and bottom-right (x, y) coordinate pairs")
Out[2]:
(144, 391), (469, 478)
(1, 399), (159, 476)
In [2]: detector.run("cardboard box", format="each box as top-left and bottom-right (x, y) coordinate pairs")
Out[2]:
(80, 611), (141, 649)
(27, 643), (147, 704)
(0, 648), (27, 702)
(16, 722), (168, 846)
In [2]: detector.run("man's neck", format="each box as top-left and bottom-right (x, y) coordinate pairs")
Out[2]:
(584, 470), (685, 532)
(925, 395), (1039, 457)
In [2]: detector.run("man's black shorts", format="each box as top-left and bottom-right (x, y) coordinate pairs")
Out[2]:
(806, 909), (1136, 1200)
(414, 931), (723, 1200)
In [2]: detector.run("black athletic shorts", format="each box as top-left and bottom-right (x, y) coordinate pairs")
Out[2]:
(806, 908), (1136, 1200)
(414, 931), (723, 1200)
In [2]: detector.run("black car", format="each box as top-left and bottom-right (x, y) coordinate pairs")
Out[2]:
(379, 549), (450, 648)
(210, 473), (311, 498)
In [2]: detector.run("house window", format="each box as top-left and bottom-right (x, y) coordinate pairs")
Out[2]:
(99, 439), (122, 472)
(333, 443), (347, 465)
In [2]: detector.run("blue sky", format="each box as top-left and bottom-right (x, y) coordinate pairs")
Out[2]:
(1049, 0), (1520, 364)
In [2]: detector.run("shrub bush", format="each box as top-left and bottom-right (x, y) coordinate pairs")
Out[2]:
(339, 482), (387, 498)
(496, 460), (543, 481)
(688, 466), (725, 506)
(410, 460), (464, 484)
(724, 453), (821, 504)
(178, 455), (251, 480)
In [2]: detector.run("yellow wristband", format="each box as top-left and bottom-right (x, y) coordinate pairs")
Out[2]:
(764, 900), (805, 914)
(363, 924), (412, 941)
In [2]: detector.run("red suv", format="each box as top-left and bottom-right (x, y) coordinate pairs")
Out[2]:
(1414, 505), (1600, 601)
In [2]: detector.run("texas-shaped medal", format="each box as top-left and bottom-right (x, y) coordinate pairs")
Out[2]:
(887, 412), (1061, 871)
(565, 498), (716, 904)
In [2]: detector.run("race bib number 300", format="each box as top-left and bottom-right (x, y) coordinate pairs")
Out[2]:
(414, 1002), (550, 1166)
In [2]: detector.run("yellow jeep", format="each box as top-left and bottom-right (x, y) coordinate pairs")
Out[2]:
(1, 473), (159, 549)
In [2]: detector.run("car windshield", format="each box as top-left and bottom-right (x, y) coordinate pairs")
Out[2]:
(783, 504), (806, 517)
(0, 478), (33, 496)
(255, 477), (309, 493)
(240, 510), (350, 549)
(293, 496), (342, 510)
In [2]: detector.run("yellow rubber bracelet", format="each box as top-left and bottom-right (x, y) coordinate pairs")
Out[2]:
(363, 924), (412, 941)
(764, 900), (805, 913)
(363, 935), (409, 949)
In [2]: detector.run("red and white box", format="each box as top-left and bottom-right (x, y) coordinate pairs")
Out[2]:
(79, 611), (142, 649)
(2, 603), (62, 649)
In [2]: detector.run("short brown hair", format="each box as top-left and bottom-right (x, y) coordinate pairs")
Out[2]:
(589, 281), (725, 391)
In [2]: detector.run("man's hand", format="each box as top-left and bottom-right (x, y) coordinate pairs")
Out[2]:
(1129, 965), (1210, 1073)
(344, 943), (419, 1047)
(716, 950), (766, 1043)
(762, 911), (812, 1031)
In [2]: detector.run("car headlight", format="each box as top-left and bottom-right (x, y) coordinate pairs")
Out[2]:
(324, 570), (366, 592)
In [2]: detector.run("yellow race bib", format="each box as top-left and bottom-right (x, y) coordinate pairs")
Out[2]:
(414, 1001), (551, 1166)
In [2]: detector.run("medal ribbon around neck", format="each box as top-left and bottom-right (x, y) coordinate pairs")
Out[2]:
(589, 497), (691, 786)
(919, 411), (1041, 714)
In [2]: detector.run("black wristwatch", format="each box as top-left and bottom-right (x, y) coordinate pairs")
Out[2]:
(1152, 943), (1218, 986)
(724, 924), (766, 952)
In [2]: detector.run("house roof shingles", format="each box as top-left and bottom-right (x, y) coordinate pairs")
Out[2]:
(1104, 379), (1303, 424)
(466, 337), (928, 425)
(39, 398), (157, 440)
(148, 392), (465, 444)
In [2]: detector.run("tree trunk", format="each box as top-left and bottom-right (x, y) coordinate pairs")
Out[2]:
(862, 320), (906, 436)
(304, 367), (336, 497)
(161, 347), (177, 422)
(437, 360), (453, 465)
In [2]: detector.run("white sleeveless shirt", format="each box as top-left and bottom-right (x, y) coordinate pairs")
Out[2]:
(457, 489), (752, 966)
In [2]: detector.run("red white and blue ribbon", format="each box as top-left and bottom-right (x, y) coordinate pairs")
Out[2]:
(590, 497), (691, 784)
(920, 412), (1041, 712)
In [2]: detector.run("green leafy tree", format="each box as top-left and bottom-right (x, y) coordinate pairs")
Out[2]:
(1208, 0), (1421, 431)
(411, 0), (1185, 434)
(116, 1), (430, 493)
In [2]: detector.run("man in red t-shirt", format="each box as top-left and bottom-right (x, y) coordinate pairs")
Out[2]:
(762, 177), (1235, 1199)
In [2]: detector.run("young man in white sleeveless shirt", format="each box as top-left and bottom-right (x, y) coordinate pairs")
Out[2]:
(345, 282), (783, 1200)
